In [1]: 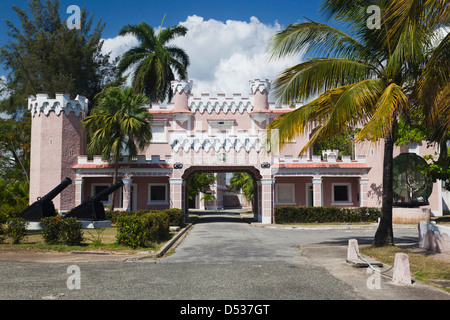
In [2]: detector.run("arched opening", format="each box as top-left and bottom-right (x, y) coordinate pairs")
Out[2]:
(181, 166), (262, 222)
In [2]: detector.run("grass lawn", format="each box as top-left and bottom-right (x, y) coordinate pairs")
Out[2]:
(360, 244), (450, 293)
(0, 226), (176, 254)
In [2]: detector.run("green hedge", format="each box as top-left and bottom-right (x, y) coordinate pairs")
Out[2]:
(106, 208), (185, 227)
(274, 206), (381, 224)
(115, 211), (170, 248)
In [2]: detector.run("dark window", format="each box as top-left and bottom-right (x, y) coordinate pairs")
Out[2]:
(94, 185), (110, 203)
(95, 185), (108, 195)
(334, 185), (349, 202)
(151, 185), (166, 202)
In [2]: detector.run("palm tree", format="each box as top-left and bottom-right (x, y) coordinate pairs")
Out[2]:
(266, 0), (448, 246)
(83, 86), (152, 210)
(117, 19), (190, 103)
(229, 172), (254, 202)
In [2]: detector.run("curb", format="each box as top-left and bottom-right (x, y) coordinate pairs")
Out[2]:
(124, 220), (196, 262)
(249, 222), (418, 230)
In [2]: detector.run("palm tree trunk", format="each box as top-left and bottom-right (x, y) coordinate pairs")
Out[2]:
(110, 162), (119, 211)
(373, 128), (396, 246)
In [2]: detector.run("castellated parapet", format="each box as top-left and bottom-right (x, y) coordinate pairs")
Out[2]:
(28, 93), (88, 118)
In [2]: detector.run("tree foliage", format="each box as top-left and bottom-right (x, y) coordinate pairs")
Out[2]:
(0, 0), (118, 115)
(187, 173), (217, 200)
(83, 86), (153, 210)
(117, 19), (190, 102)
(0, 115), (31, 222)
(267, 0), (449, 246)
(229, 172), (254, 202)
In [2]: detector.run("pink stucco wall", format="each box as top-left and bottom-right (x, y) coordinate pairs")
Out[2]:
(29, 110), (84, 211)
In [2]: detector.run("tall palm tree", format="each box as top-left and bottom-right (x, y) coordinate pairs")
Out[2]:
(117, 19), (190, 103)
(83, 86), (153, 210)
(229, 172), (254, 202)
(267, 0), (448, 246)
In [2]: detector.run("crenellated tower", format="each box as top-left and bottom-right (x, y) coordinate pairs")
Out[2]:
(28, 93), (88, 211)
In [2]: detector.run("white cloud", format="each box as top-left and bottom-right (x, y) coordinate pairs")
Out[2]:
(101, 15), (303, 98)
(101, 34), (140, 62)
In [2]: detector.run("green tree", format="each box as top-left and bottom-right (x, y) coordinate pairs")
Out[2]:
(0, 116), (31, 222)
(188, 173), (217, 201)
(229, 172), (254, 202)
(83, 87), (153, 210)
(267, 0), (449, 246)
(117, 19), (190, 102)
(0, 0), (117, 115)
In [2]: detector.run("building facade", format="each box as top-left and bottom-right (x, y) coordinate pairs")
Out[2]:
(28, 79), (445, 223)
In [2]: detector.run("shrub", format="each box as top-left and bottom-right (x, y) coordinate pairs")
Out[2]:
(61, 217), (83, 246)
(143, 211), (170, 242)
(41, 216), (83, 245)
(41, 216), (64, 244)
(104, 210), (125, 224)
(274, 206), (381, 224)
(6, 217), (28, 244)
(0, 224), (6, 243)
(116, 215), (145, 248)
(116, 211), (170, 248)
(164, 208), (185, 227)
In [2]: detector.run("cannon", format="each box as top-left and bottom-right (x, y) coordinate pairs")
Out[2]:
(65, 180), (124, 221)
(18, 178), (72, 222)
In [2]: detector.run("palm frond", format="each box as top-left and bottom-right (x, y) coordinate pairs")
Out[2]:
(355, 83), (409, 142)
(269, 20), (367, 60)
(272, 57), (376, 104)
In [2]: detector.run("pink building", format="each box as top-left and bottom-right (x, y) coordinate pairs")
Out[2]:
(28, 79), (445, 224)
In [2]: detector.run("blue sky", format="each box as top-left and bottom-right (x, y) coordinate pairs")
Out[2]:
(0, 0), (329, 95)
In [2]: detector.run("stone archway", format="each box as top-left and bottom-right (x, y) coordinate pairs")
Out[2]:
(181, 165), (263, 222)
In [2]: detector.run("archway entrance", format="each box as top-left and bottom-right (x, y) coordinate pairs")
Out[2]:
(181, 166), (262, 222)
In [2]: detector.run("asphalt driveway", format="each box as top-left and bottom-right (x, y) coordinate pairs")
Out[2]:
(0, 210), (449, 303)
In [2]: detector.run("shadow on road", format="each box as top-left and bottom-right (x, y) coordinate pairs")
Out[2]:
(189, 210), (251, 224)
(318, 235), (418, 246)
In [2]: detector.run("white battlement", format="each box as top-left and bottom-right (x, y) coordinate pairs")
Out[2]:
(189, 93), (253, 114)
(28, 93), (88, 117)
(170, 130), (267, 153)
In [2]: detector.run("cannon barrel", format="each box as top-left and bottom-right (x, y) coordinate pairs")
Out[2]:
(18, 178), (72, 222)
(90, 180), (124, 202)
(65, 180), (124, 221)
(39, 178), (72, 203)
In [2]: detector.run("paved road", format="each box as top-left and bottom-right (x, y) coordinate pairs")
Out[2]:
(0, 210), (449, 305)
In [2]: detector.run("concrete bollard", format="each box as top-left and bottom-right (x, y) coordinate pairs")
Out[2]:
(347, 239), (359, 260)
(392, 253), (412, 285)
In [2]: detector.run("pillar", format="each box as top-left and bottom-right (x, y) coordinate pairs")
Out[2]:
(122, 177), (132, 211)
(312, 177), (323, 207)
(260, 178), (274, 224)
(170, 178), (184, 209)
(359, 178), (369, 207)
(74, 178), (83, 207)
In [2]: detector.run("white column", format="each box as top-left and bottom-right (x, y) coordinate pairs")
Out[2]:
(122, 177), (132, 211)
(359, 178), (369, 207)
(170, 178), (184, 209)
(74, 178), (83, 207)
(261, 178), (274, 224)
(312, 177), (322, 207)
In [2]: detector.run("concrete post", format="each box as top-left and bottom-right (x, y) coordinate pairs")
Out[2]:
(392, 253), (412, 285)
(347, 239), (360, 260)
